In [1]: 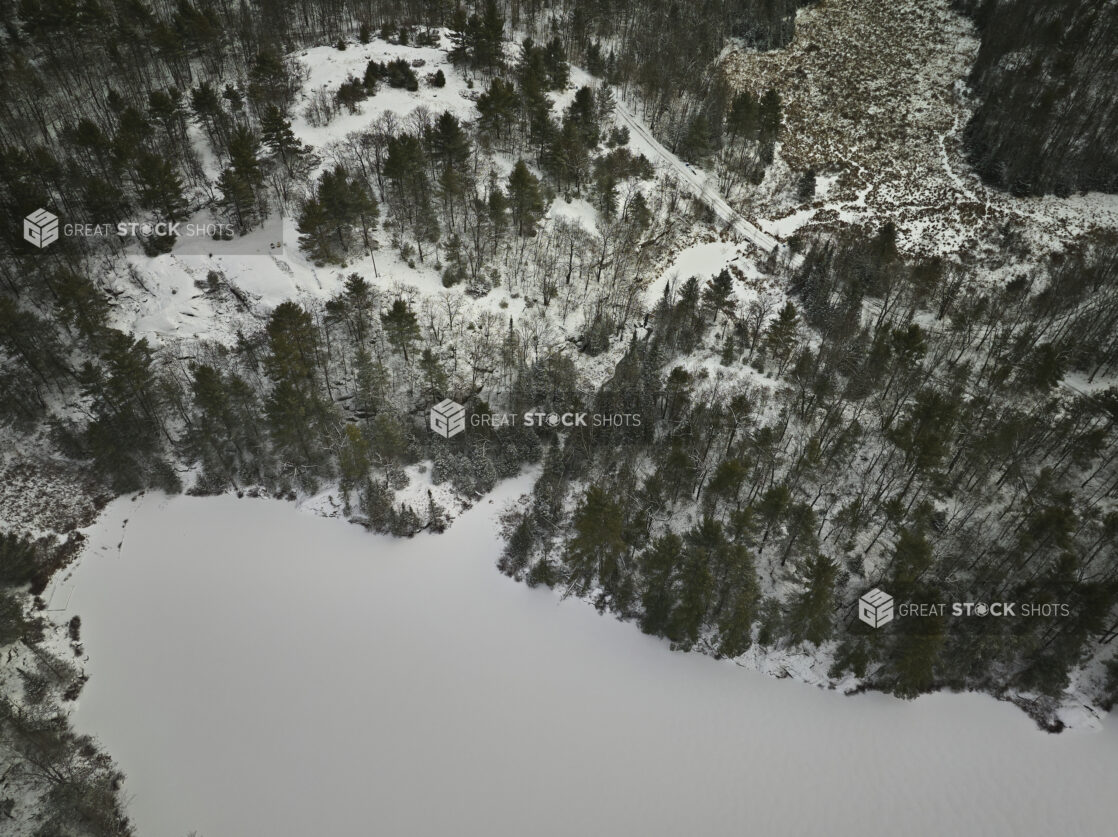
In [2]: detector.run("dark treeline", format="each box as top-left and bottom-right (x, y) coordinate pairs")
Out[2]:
(955, 0), (1118, 196)
(510, 0), (808, 153)
(500, 227), (1118, 723)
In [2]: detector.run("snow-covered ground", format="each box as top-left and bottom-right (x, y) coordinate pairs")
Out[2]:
(50, 477), (1118, 837)
(723, 0), (1118, 262)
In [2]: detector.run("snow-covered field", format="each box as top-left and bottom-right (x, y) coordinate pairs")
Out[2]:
(50, 476), (1118, 837)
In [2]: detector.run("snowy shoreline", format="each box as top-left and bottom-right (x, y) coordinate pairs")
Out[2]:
(50, 477), (1118, 836)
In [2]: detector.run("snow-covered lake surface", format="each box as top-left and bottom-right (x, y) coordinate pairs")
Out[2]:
(58, 474), (1118, 837)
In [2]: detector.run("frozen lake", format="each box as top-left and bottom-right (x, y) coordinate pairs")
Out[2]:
(58, 475), (1118, 836)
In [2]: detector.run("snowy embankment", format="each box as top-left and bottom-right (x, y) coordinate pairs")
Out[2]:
(49, 478), (1118, 837)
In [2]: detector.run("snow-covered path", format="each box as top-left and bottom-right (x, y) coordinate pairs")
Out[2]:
(614, 101), (782, 254)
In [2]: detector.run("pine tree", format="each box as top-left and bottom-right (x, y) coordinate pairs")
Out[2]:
(336, 76), (368, 112)
(380, 299), (421, 362)
(763, 301), (800, 374)
(507, 160), (545, 237)
(427, 111), (472, 216)
(726, 90), (759, 144)
(338, 424), (371, 494)
(80, 332), (171, 492)
(625, 191), (651, 230)
(247, 48), (295, 111)
(797, 168), (817, 202)
(217, 167), (260, 232)
(188, 363), (265, 486)
(264, 302), (335, 480)
(566, 484), (626, 592)
(298, 166), (378, 262)
(370, 412), (406, 463)
(500, 516), (535, 576)
(544, 37), (569, 88)
(476, 0), (505, 73)
(785, 554), (837, 646)
(477, 78), (518, 142)
(297, 195), (333, 263)
(191, 81), (226, 147)
(758, 87), (782, 162)
(135, 152), (187, 221)
(668, 545), (712, 648)
(418, 348), (448, 398)
(702, 269), (734, 319)
(680, 114), (711, 162)
(526, 554), (557, 587)
(638, 532), (683, 636)
(719, 332), (737, 366)
(447, 6), (472, 66)
(227, 124), (263, 186)
(890, 618), (945, 699)
(566, 86), (599, 148)
(716, 543), (760, 658)
(260, 104), (308, 172)
(384, 133), (439, 259)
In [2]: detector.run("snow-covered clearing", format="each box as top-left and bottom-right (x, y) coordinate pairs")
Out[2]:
(51, 476), (1118, 837)
(101, 33), (794, 367)
(103, 37), (748, 385)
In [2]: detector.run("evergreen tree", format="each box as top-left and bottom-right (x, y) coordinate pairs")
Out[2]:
(890, 618), (945, 699)
(298, 166), (378, 263)
(135, 151), (187, 221)
(785, 555), (837, 646)
(247, 48), (296, 111)
(763, 301), (800, 374)
(668, 543), (713, 648)
(338, 424), (371, 496)
(380, 299), (421, 362)
(638, 532), (683, 636)
(702, 269), (734, 319)
(716, 543), (760, 658)
(217, 167), (259, 232)
(566, 484), (626, 592)
(263, 302), (335, 481)
(260, 104), (309, 172)
(507, 160), (545, 237)
(797, 168), (817, 202)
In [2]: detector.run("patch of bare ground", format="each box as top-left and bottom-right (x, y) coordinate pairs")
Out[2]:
(724, 0), (1118, 263)
(0, 455), (110, 539)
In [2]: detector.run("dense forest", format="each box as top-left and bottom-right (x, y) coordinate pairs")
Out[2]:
(956, 0), (1118, 195)
(1, 0), (1117, 832)
(500, 228), (1118, 720)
